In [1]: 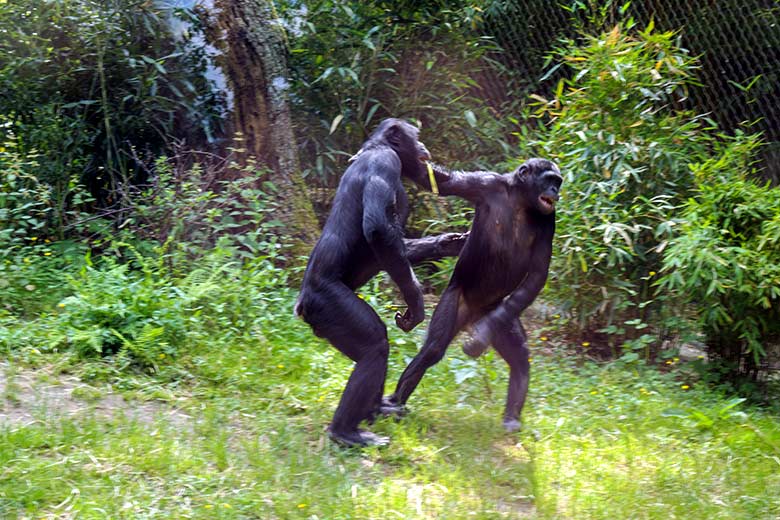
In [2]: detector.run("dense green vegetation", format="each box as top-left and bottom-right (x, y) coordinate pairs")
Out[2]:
(3, 284), (780, 518)
(2, 0), (780, 517)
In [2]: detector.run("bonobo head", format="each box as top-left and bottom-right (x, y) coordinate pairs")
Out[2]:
(514, 158), (562, 215)
(354, 118), (431, 178)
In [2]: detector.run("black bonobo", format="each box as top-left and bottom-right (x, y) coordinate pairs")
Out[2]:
(295, 118), (448, 447)
(385, 158), (563, 432)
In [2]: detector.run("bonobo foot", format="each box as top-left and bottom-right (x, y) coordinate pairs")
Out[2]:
(463, 319), (493, 358)
(503, 418), (522, 432)
(328, 427), (389, 448)
(462, 338), (490, 358)
(378, 396), (408, 419)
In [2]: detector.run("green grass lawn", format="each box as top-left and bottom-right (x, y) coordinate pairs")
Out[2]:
(2, 307), (779, 519)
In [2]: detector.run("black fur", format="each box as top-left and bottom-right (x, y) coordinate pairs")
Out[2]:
(296, 119), (455, 447)
(387, 158), (563, 431)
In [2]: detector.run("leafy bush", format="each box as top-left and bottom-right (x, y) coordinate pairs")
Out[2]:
(660, 133), (780, 381)
(56, 249), (189, 367)
(0, 145), (51, 250)
(84, 151), (284, 262)
(278, 0), (515, 182)
(0, 0), (225, 211)
(0, 141), (84, 314)
(53, 238), (293, 371)
(523, 24), (717, 346)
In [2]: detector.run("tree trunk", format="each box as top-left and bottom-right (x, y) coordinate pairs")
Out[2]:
(206, 0), (318, 247)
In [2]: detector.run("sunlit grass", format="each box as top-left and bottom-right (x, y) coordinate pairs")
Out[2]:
(2, 297), (780, 519)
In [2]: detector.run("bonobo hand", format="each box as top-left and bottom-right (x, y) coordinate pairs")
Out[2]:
(462, 317), (494, 358)
(396, 282), (425, 332)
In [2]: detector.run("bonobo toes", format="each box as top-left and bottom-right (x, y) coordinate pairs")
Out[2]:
(379, 396), (408, 419)
(328, 427), (389, 448)
(503, 418), (522, 432)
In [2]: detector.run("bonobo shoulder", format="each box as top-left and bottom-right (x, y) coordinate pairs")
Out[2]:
(351, 147), (402, 180)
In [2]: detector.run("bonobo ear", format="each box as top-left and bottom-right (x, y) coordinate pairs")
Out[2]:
(513, 163), (529, 180)
(385, 122), (403, 147)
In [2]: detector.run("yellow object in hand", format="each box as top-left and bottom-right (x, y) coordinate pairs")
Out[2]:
(427, 162), (439, 195)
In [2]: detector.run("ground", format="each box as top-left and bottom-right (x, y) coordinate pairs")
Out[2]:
(0, 361), (190, 430)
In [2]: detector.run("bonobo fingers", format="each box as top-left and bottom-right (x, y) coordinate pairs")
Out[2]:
(395, 307), (423, 332)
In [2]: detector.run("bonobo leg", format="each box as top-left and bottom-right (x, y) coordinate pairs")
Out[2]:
(387, 285), (469, 407)
(491, 320), (530, 432)
(301, 282), (391, 447)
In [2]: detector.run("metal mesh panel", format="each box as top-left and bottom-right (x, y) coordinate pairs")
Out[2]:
(479, 0), (780, 181)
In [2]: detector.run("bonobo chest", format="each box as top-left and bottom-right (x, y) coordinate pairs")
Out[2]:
(484, 193), (535, 255)
(455, 194), (538, 304)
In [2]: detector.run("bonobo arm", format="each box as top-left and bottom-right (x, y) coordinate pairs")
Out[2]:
(362, 173), (424, 332)
(403, 232), (469, 265)
(412, 163), (505, 204)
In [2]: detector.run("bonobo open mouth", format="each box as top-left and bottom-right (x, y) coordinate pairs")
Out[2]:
(539, 195), (557, 211)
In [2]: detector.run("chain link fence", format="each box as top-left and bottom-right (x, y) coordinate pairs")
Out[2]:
(479, 0), (780, 181)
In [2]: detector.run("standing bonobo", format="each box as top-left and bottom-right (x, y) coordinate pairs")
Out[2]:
(295, 118), (433, 447)
(385, 158), (563, 432)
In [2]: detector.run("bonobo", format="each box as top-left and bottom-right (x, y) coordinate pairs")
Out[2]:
(295, 118), (465, 447)
(385, 158), (562, 432)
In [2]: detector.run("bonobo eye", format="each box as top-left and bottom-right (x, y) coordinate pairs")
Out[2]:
(542, 170), (563, 189)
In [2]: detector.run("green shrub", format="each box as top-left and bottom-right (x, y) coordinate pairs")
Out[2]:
(51, 235), (295, 372)
(523, 24), (717, 346)
(56, 249), (188, 368)
(0, 0), (225, 211)
(278, 1), (515, 182)
(660, 133), (780, 381)
(0, 142), (84, 314)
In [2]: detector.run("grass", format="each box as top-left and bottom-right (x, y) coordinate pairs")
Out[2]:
(2, 290), (780, 519)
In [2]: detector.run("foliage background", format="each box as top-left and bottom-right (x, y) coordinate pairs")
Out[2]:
(2, 0), (780, 518)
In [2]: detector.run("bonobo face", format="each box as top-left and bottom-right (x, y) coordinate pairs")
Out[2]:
(416, 139), (431, 162)
(375, 118), (430, 173)
(515, 159), (563, 215)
